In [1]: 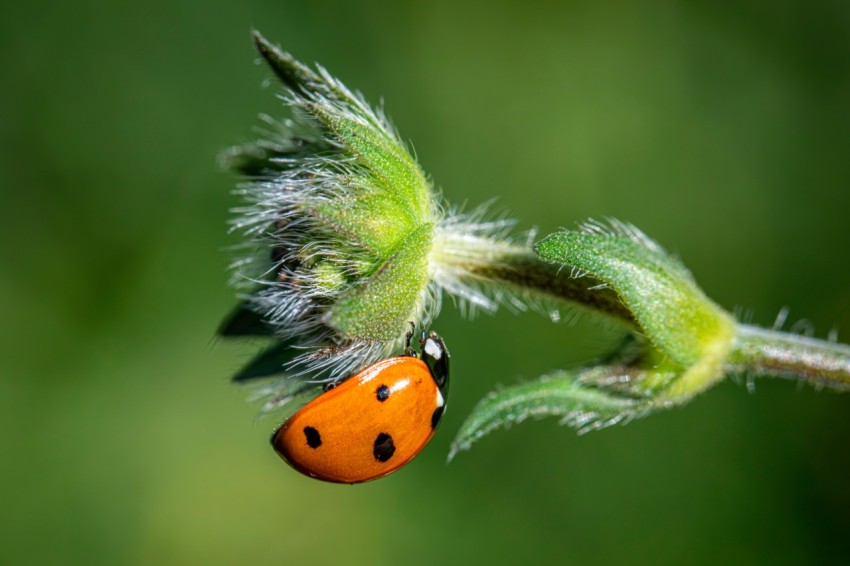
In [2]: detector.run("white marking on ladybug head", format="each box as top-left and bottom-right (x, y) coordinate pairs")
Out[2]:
(423, 337), (442, 360)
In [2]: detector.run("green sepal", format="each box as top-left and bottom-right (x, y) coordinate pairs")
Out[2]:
(252, 31), (338, 101)
(328, 222), (433, 341)
(309, 107), (431, 223)
(220, 136), (329, 177)
(252, 31), (432, 225)
(311, 186), (417, 259)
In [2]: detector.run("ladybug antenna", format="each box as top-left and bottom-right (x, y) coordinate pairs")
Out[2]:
(403, 321), (416, 356)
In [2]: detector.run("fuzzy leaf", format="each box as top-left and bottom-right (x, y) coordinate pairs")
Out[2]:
(449, 368), (649, 460)
(535, 229), (734, 369)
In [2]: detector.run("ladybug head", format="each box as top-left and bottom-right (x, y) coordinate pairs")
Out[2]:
(420, 332), (449, 394)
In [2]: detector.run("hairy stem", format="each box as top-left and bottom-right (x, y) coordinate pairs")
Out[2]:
(432, 234), (635, 324)
(727, 324), (850, 390)
(480, 246), (636, 322)
(438, 234), (850, 390)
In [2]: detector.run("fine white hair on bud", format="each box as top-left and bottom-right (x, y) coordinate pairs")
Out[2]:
(221, 32), (536, 407)
(221, 33), (620, 411)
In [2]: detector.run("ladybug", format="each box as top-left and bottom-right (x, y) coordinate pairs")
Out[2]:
(271, 330), (450, 484)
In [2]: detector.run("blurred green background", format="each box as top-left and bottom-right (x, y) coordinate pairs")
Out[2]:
(2, 1), (849, 564)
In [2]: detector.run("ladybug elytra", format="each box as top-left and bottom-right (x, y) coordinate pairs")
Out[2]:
(271, 331), (450, 484)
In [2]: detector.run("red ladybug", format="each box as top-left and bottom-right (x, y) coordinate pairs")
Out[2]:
(271, 331), (450, 484)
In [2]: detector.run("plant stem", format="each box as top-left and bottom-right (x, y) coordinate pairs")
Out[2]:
(436, 233), (850, 389)
(727, 324), (850, 390)
(432, 234), (635, 324)
(482, 246), (637, 322)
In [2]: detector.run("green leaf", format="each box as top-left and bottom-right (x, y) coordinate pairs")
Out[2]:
(530, 225), (741, 408)
(535, 227), (735, 371)
(449, 367), (650, 460)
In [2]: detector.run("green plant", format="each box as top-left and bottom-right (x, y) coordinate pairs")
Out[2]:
(221, 32), (850, 458)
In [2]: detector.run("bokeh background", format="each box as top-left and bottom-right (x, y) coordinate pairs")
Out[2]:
(2, 1), (849, 564)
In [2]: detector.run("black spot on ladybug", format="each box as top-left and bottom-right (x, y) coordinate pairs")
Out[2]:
(373, 433), (395, 462)
(304, 426), (322, 449)
(431, 406), (445, 429)
(376, 384), (390, 402)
